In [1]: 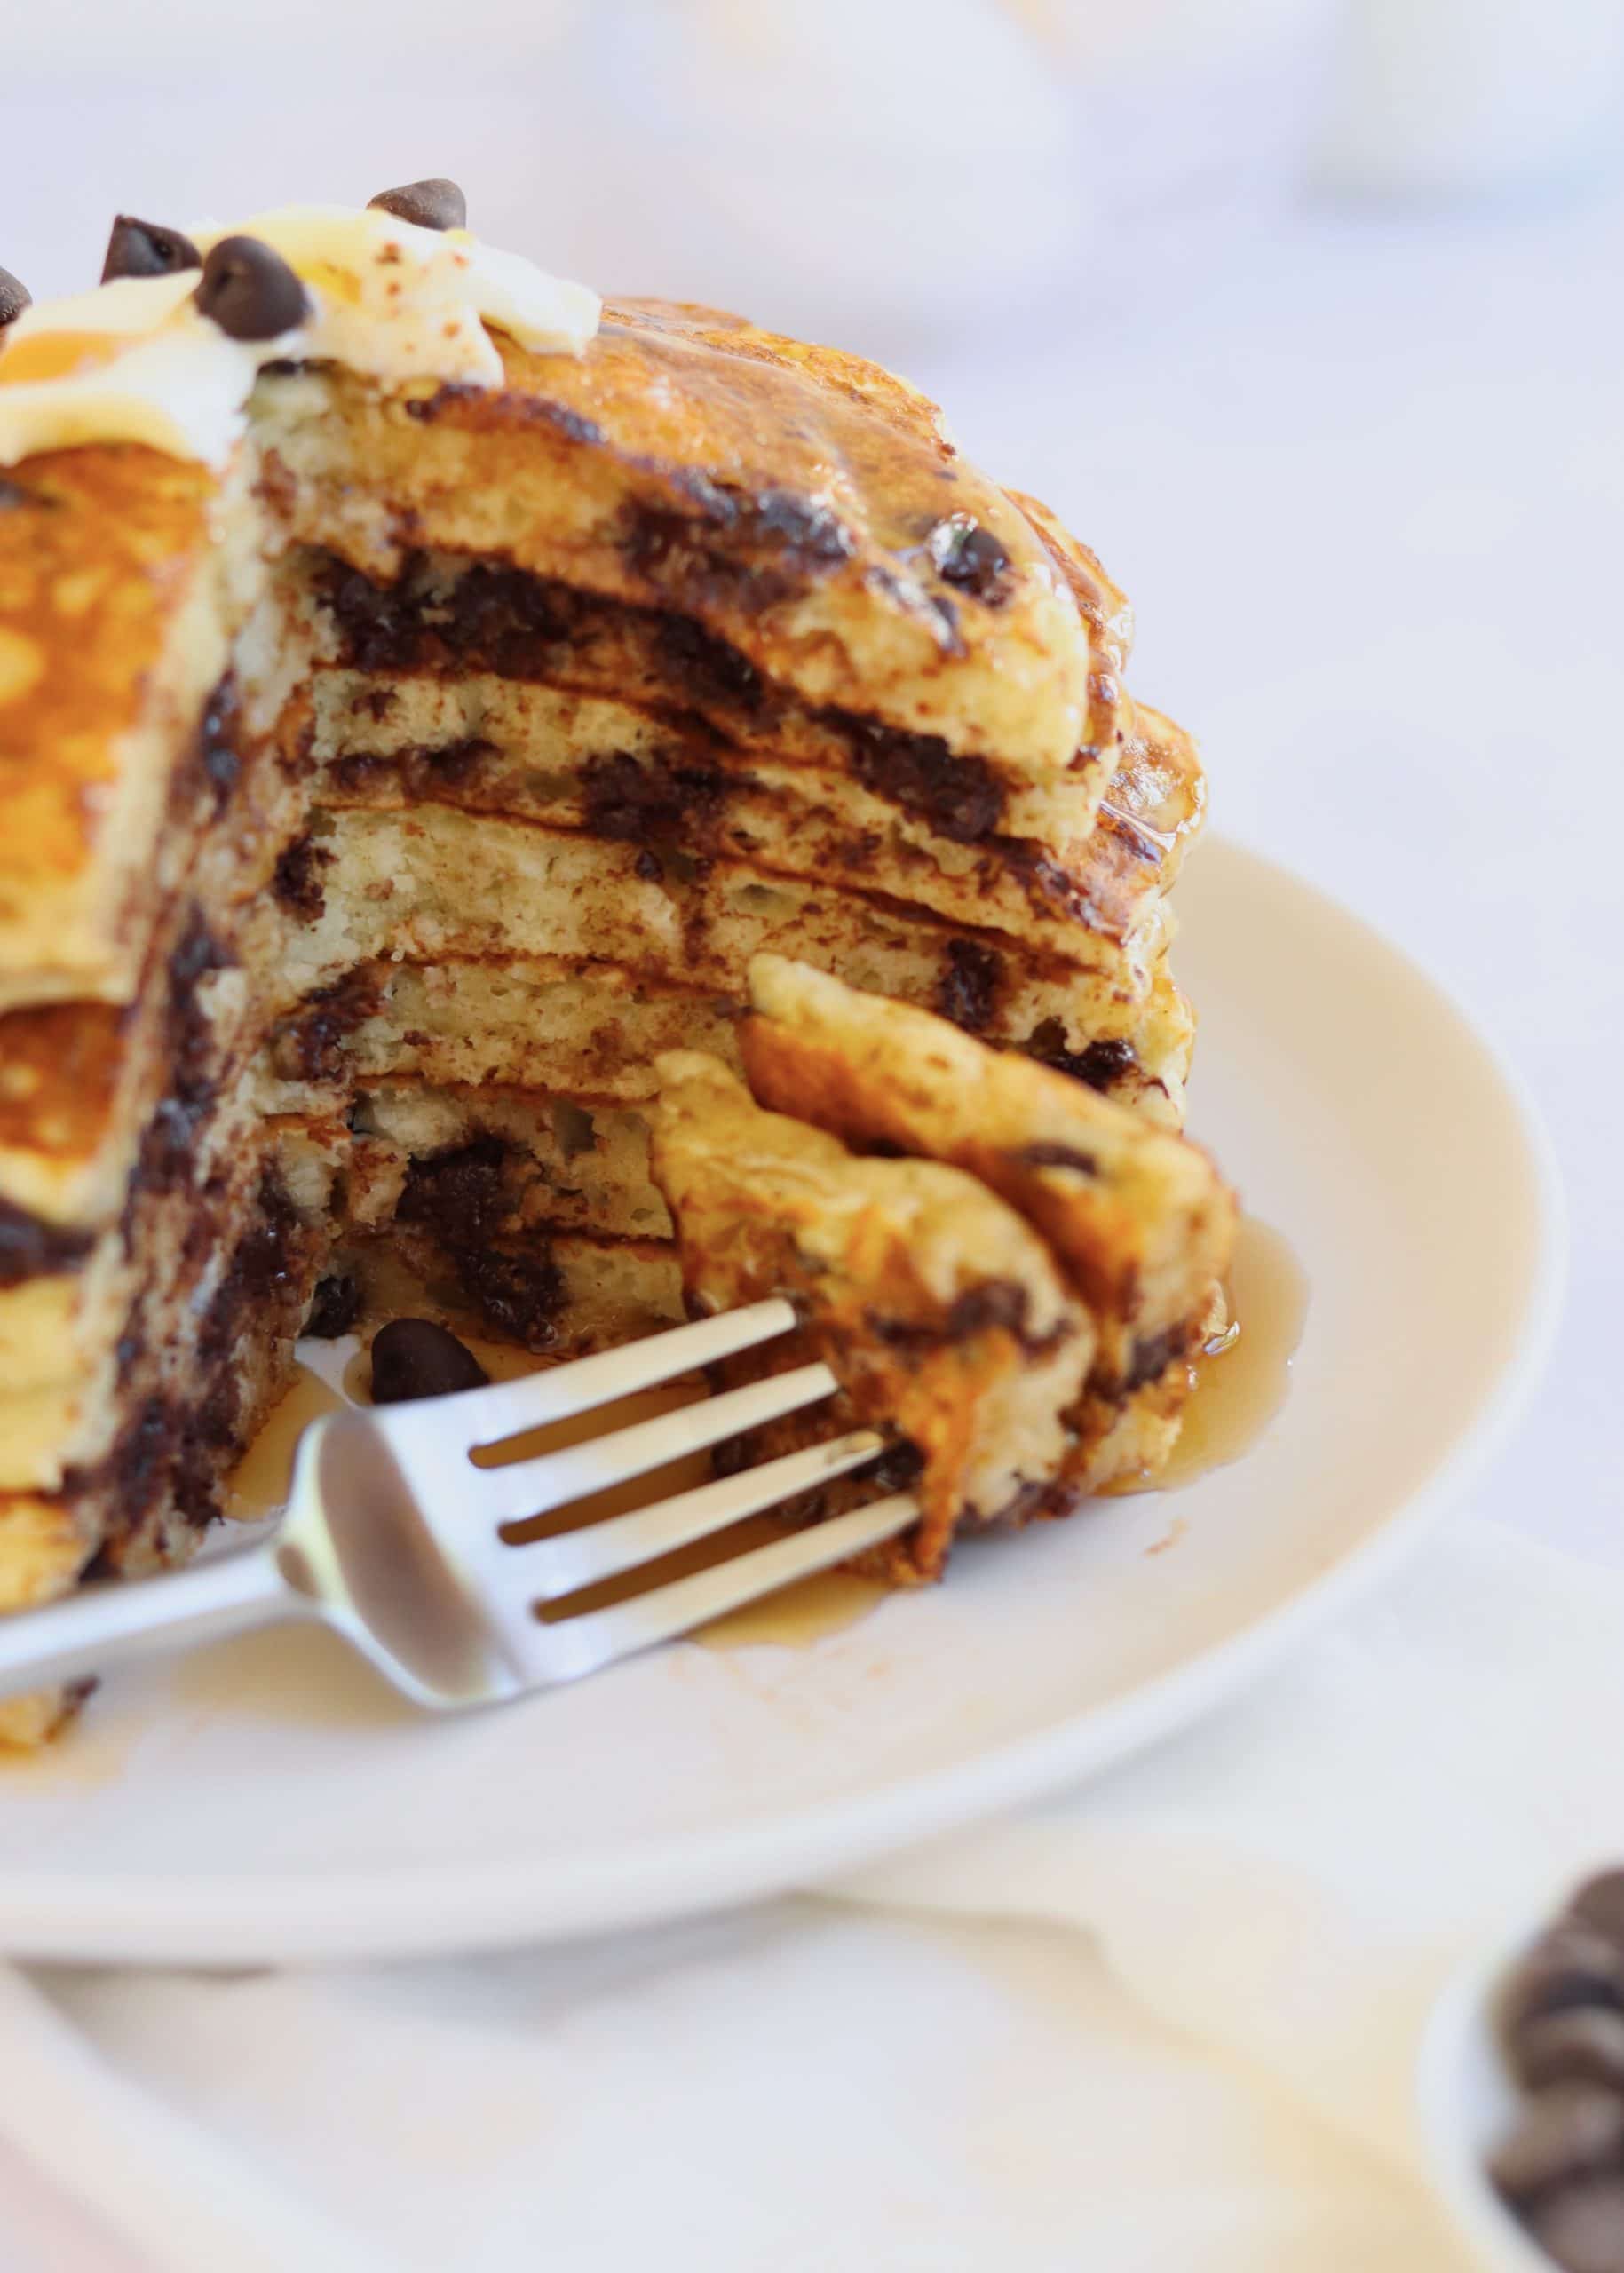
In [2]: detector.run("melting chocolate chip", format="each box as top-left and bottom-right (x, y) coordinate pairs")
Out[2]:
(272, 832), (333, 919)
(368, 178), (467, 232)
(1491, 2087), (1624, 2202)
(196, 672), (242, 806)
(869, 1279), (1069, 1358)
(943, 1281), (1034, 1342)
(844, 722), (1004, 844)
(1026, 1025), (1137, 1095)
(937, 939), (1002, 1034)
(305, 1272), (363, 1341)
(1124, 1328), (1182, 1392)
(194, 235), (309, 343)
(370, 1318), (490, 1404)
(0, 266), (29, 326)
(869, 1438), (925, 1493)
(0, 1198), (94, 1287)
(1016, 1142), (1100, 1176)
(101, 215), (201, 283)
(929, 513), (1010, 601)
(582, 749), (725, 848)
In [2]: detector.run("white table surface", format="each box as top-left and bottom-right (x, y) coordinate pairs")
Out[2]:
(5, 167), (1621, 2270)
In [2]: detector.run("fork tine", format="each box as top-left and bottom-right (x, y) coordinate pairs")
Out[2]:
(505, 1427), (887, 1600)
(392, 1298), (798, 1449)
(532, 1493), (918, 1681)
(473, 1362), (839, 1526)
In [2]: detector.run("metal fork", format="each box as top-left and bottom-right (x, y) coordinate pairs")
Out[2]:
(0, 1303), (916, 1711)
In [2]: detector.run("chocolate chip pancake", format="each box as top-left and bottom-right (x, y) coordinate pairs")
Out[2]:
(650, 962), (1234, 1578)
(0, 185), (1226, 1739)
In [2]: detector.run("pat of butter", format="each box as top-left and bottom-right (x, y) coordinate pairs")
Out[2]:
(0, 300), (265, 466)
(0, 204), (600, 469)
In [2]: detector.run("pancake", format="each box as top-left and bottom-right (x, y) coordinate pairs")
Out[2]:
(648, 962), (1234, 1572)
(740, 954), (1234, 1396)
(0, 192), (1225, 1735)
(652, 1050), (1094, 1583)
(257, 297), (1130, 787)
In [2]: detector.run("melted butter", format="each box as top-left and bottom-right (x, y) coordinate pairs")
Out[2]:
(0, 204), (598, 469)
(0, 332), (125, 386)
(342, 1330), (883, 1650)
(1113, 1216), (1308, 1495)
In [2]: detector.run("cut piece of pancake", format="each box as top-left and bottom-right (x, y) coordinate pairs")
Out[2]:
(649, 961), (1236, 1569)
(652, 1051), (1094, 1581)
(741, 954), (1236, 1397)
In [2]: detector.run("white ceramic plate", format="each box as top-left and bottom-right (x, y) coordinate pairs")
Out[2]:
(0, 840), (1562, 1965)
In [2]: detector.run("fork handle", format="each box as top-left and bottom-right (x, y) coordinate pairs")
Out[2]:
(0, 1540), (303, 1699)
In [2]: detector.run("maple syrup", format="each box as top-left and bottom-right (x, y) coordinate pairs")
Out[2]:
(0, 332), (125, 386)
(228, 1219), (1301, 1659)
(339, 1332), (885, 1651)
(1114, 1216), (1308, 1495)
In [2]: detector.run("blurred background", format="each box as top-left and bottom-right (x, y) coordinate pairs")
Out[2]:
(6, 0), (1624, 1552)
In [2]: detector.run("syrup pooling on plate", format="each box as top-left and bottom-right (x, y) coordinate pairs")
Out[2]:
(236, 1224), (1303, 1639)
(1112, 1217), (1308, 1494)
(330, 1330), (886, 1651)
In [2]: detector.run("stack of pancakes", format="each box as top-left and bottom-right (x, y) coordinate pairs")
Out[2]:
(0, 270), (1223, 1736)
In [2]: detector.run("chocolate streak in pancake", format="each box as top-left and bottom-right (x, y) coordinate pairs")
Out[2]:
(312, 550), (1015, 844)
(396, 1136), (566, 1349)
(309, 553), (1174, 949)
(0, 1201), (93, 1286)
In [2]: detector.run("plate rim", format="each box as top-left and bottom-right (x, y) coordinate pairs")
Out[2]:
(0, 837), (1567, 1964)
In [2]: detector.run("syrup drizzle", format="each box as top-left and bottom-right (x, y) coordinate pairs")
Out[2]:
(337, 1333), (886, 1651)
(224, 1217), (1304, 1658)
(1113, 1216), (1309, 1495)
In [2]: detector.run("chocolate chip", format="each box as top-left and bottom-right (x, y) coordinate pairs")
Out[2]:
(1491, 2088), (1624, 2202)
(367, 178), (466, 232)
(1016, 1142), (1100, 1176)
(369, 1318), (490, 1404)
(1026, 1026), (1138, 1094)
(305, 1273), (363, 1341)
(1509, 1927), (1624, 2031)
(194, 235), (309, 343)
(1573, 1876), (1624, 1960)
(101, 215), (200, 283)
(1526, 2178), (1624, 2273)
(1517, 2011), (1624, 2095)
(928, 513), (1010, 600)
(869, 1438), (925, 1493)
(0, 265), (29, 327)
(937, 938), (1002, 1034)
